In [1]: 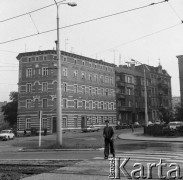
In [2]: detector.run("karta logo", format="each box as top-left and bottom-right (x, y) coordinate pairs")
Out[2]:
(109, 157), (182, 179)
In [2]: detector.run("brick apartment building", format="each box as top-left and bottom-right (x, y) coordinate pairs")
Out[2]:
(177, 55), (183, 105)
(115, 63), (172, 125)
(0, 101), (7, 124)
(16, 50), (116, 132)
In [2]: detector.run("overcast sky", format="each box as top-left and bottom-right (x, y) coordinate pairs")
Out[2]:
(0, 0), (183, 101)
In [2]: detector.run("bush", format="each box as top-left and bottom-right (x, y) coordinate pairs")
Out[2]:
(143, 124), (180, 136)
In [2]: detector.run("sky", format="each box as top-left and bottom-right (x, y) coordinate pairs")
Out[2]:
(0, 0), (183, 101)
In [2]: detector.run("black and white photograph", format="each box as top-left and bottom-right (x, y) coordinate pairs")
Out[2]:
(0, 0), (183, 179)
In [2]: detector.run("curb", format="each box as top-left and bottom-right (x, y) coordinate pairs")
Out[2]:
(19, 148), (103, 152)
(118, 133), (183, 143)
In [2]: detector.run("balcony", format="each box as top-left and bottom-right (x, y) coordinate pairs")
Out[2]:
(117, 81), (125, 87)
(117, 93), (125, 99)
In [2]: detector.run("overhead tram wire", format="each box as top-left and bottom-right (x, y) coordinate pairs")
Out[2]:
(92, 22), (182, 56)
(0, 0), (169, 45)
(167, 1), (183, 23)
(0, 0), (66, 23)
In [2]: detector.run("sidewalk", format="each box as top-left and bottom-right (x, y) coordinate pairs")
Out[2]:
(22, 131), (183, 180)
(118, 131), (183, 142)
(22, 159), (113, 180)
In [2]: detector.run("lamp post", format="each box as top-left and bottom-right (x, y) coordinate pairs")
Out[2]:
(54, 0), (77, 146)
(131, 59), (149, 127)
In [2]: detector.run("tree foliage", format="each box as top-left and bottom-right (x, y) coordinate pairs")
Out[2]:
(174, 103), (183, 122)
(158, 107), (173, 124)
(1, 92), (18, 126)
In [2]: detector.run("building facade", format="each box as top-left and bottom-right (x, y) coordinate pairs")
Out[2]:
(177, 55), (183, 105)
(17, 50), (116, 132)
(116, 63), (172, 125)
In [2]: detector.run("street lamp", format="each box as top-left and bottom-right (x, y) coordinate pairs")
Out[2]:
(54, 0), (77, 146)
(131, 59), (149, 127)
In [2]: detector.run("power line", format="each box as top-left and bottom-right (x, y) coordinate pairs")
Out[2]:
(167, 1), (183, 22)
(0, 0), (168, 45)
(0, 0), (65, 23)
(92, 23), (182, 55)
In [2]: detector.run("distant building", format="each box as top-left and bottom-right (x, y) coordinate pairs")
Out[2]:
(172, 96), (180, 110)
(16, 50), (116, 132)
(115, 63), (172, 125)
(0, 101), (7, 124)
(177, 55), (183, 105)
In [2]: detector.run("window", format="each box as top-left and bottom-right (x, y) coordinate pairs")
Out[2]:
(63, 83), (67, 92)
(110, 77), (113, 85)
(105, 76), (109, 84)
(89, 101), (92, 110)
(89, 87), (92, 95)
(26, 99), (32, 109)
(74, 59), (77, 64)
(89, 74), (92, 81)
(36, 57), (39, 61)
(128, 100), (132, 107)
(42, 118), (47, 129)
(63, 57), (67, 62)
(111, 102), (114, 110)
(101, 88), (104, 96)
(127, 88), (133, 95)
(82, 61), (85, 66)
(105, 89), (109, 96)
(95, 116), (98, 124)
(81, 72), (85, 80)
(43, 56), (47, 60)
(63, 117), (68, 128)
(106, 102), (109, 110)
(82, 101), (86, 109)
(63, 68), (67, 77)
(101, 102), (104, 110)
(89, 63), (92, 67)
(74, 84), (78, 93)
(127, 76), (133, 83)
(94, 74), (98, 82)
(95, 87), (98, 95)
(42, 67), (48, 76)
(63, 99), (67, 108)
(100, 75), (104, 83)
(101, 116), (104, 124)
(94, 64), (97, 68)
(26, 68), (32, 77)
(28, 57), (31, 62)
(43, 99), (48, 108)
(26, 83), (32, 92)
(95, 102), (98, 109)
(74, 100), (78, 109)
(82, 86), (85, 94)
(73, 70), (78, 78)
(42, 82), (48, 92)
(26, 118), (31, 129)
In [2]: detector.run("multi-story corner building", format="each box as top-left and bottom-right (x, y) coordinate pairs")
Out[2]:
(16, 50), (116, 132)
(116, 63), (172, 125)
(177, 55), (183, 105)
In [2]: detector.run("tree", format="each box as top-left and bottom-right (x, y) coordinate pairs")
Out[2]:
(174, 103), (183, 122)
(1, 92), (18, 126)
(158, 107), (173, 124)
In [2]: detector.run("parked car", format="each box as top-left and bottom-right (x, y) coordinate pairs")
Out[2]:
(154, 120), (161, 124)
(82, 126), (100, 132)
(116, 123), (129, 129)
(134, 122), (141, 128)
(0, 130), (15, 140)
(168, 121), (183, 130)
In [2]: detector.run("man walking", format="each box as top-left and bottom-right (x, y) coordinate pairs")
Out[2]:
(103, 120), (115, 159)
